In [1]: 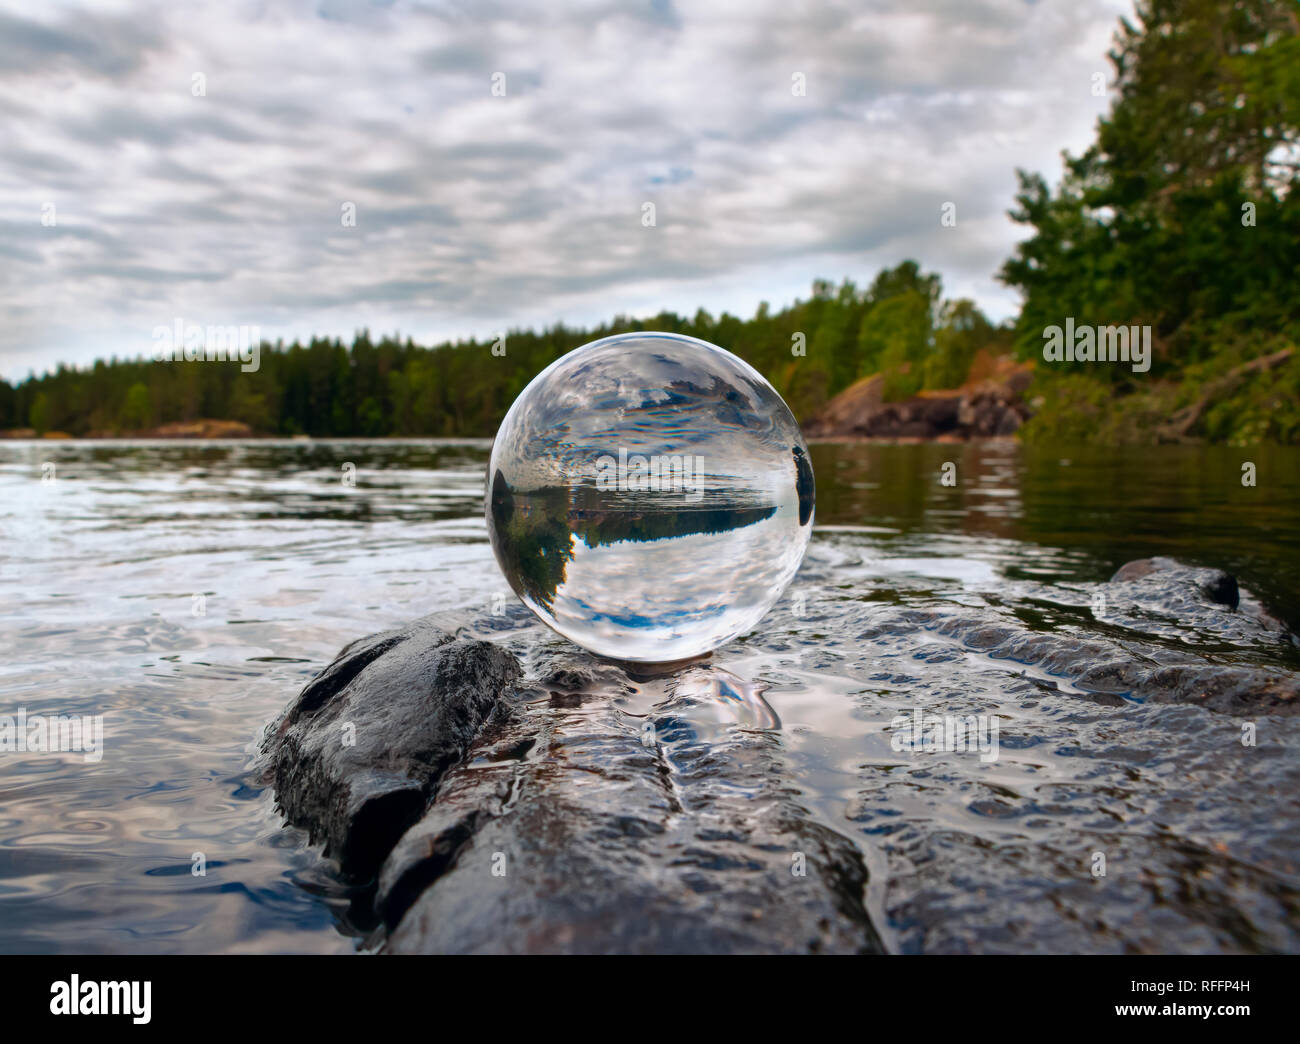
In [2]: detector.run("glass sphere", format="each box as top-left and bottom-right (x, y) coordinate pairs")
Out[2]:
(486, 331), (814, 662)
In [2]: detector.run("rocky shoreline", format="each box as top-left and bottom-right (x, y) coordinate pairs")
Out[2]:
(257, 556), (1300, 954)
(0, 419), (257, 440)
(803, 359), (1035, 441)
(3, 362), (1036, 444)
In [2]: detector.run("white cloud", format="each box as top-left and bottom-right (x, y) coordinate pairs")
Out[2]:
(0, 0), (1133, 379)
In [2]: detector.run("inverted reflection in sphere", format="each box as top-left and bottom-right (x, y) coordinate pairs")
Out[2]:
(486, 332), (814, 662)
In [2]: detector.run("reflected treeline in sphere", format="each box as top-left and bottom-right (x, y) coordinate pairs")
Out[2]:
(486, 332), (814, 662)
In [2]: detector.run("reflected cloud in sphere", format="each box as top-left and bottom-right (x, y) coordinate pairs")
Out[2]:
(487, 332), (813, 662)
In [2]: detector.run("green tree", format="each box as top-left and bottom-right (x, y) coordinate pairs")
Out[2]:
(859, 289), (933, 400)
(924, 300), (999, 389)
(121, 382), (152, 430)
(28, 392), (49, 434)
(1000, 0), (1300, 438)
(229, 379), (271, 432)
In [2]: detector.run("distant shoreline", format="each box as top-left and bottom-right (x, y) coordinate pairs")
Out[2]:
(0, 432), (494, 443)
(0, 425), (1019, 446)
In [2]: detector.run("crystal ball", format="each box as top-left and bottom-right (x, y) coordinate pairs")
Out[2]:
(486, 331), (814, 663)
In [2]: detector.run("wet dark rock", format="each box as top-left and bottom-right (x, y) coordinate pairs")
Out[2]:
(377, 687), (881, 954)
(825, 556), (1300, 953)
(267, 626), (882, 953)
(266, 555), (1300, 954)
(261, 618), (521, 878)
(900, 556), (1298, 715)
(531, 648), (633, 697)
(1111, 556), (1239, 610)
(930, 614), (1299, 715)
(1101, 555), (1293, 647)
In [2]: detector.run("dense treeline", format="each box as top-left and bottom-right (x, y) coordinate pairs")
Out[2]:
(0, 262), (1010, 438)
(4, 0), (1298, 444)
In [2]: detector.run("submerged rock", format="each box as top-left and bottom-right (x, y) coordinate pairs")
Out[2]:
(1110, 556), (1239, 607)
(820, 554), (1300, 953)
(264, 556), (1300, 953)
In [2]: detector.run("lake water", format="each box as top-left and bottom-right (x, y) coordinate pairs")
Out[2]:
(2, 439), (1297, 953)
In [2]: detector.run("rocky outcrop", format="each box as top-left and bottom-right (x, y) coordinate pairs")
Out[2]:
(804, 360), (1033, 440)
(1110, 556), (1239, 607)
(262, 630), (885, 953)
(0, 428), (72, 439)
(806, 554), (1300, 953)
(263, 556), (1300, 954)
(10, 419), (262, 439)
(138, 419), (256, 438)
(261, 619), (520, 877)
(380, 681), (882, 954)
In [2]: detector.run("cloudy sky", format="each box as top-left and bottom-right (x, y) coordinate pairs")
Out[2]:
(0, 0), (1131, 380)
